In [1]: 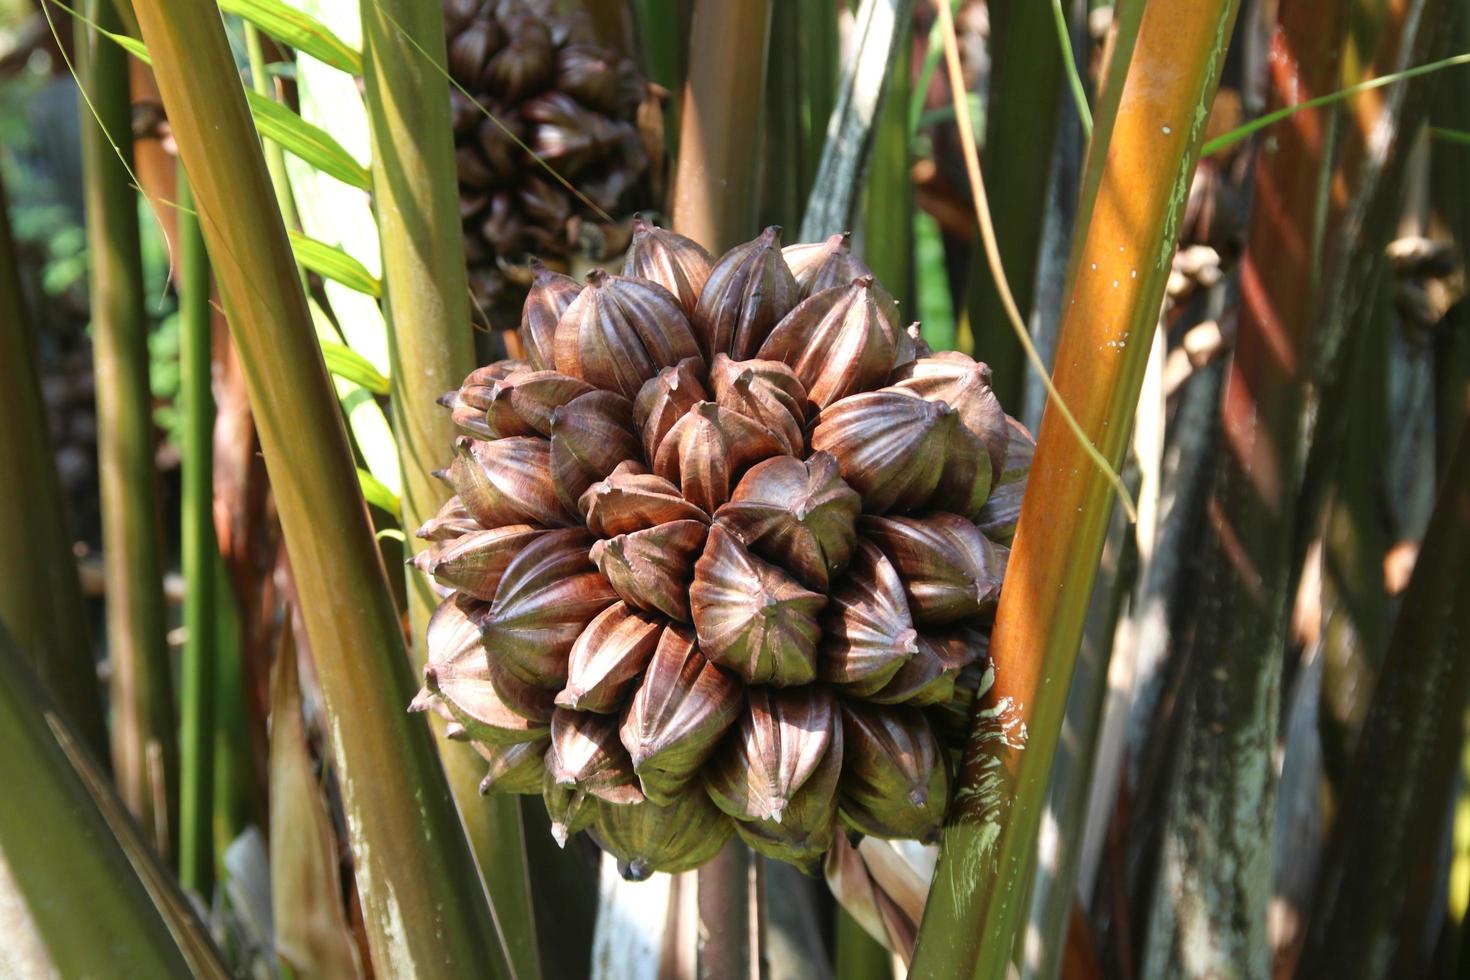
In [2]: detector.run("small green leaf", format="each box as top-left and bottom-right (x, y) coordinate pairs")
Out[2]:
(288, 231), (382, 296)
(1431, 126), (1470, 147)
(244, 91), (371, 190)
(320, 338), (389, 394)
(217, 0), (362, 75)
(356, 467), (399, 514)
(375, 528), (407, 543)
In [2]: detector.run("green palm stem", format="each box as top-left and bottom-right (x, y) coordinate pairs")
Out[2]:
(357, 0), (542, 975)
(79, 0), (178, 855)
(0, 621), (228, 978)
(127, 0), (511, 973)
(958, 0), (1065, 392)
(176, 168), (216, 896)
(860, 33), (912, 314)
(0, 154), (108, 759)
(907, 0), (1240, 975)
(836, 908), (891, 980)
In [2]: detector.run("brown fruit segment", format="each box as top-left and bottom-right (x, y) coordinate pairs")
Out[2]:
(707, 353), (808, 456)
(590, 519), (708, 623)
(690, 525), (826, 686)
(441, 361), (522, 439)
(891, 351), (1009, 479)
(819, 540), (919, 694)
(808, 391), (952, 514)
(474, 738), (549, 795)
(546, 707), (645, 804)
(439, 435), (579, 529)
(693, 226), (801, 359)
(781, 231), (901, 327)
(653, 401), (785, 514)
(705, 686), (838, 823)
(557, 602), (665, 713)
(543, 770), (596, 847)
(520, 263), (583, 369)
(633, 357), (708, 462)
(549, 390), (641, 516)
(867, 629), (986, 706)
(728, 718), (842, 874)
(623, 216), (715, 315)
(974, 415), (1034, 544)
(580, 463), (708, 538)
(860, 513), (1008, 626)
(554, 270), (703, 399)
(757, 278), (901, 409)
(592, 787), (733, 881)
(411, 524), (545, 601)
(838, 702), (949, 841)
(477, 528), (618, 688)
(481, 369), (597, 439)
(620, 624), (742, 805)
(411, 595), (550, 745)
(416, 495), (479, 542)
(716, 453), (860, 592)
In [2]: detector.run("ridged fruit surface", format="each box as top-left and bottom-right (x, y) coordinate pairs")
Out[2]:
(412, 224), (1027, 878)
(444, 0), (658, 313)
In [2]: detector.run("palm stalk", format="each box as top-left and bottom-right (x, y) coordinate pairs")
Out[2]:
(79, 0), (177, 853)
(0, 157), (108, 758)
(0, 622), (227, 978)
(177, 169), (217, 896)
(670, 0), (774, 251)
(1297, 403), (1470, 976)
(125, 0), (511, 973)
(357, 0), (541, 974)
(959, 0), (1066, 406)
(908, 0), (1239, 976)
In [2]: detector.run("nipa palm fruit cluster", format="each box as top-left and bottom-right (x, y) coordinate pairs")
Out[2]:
(411, 221), (1033, 880)
(443, 0), (657, 314)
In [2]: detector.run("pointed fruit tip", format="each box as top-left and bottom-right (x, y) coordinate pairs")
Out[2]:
(620, 858), (653, 882)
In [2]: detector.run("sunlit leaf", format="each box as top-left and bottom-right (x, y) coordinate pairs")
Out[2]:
(320, 338), (389, 394)
(217, 0), (362, 75)
(288, 230), (381, 296)
(356, 466), (399, 513)
(244, 91), (371, 190)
